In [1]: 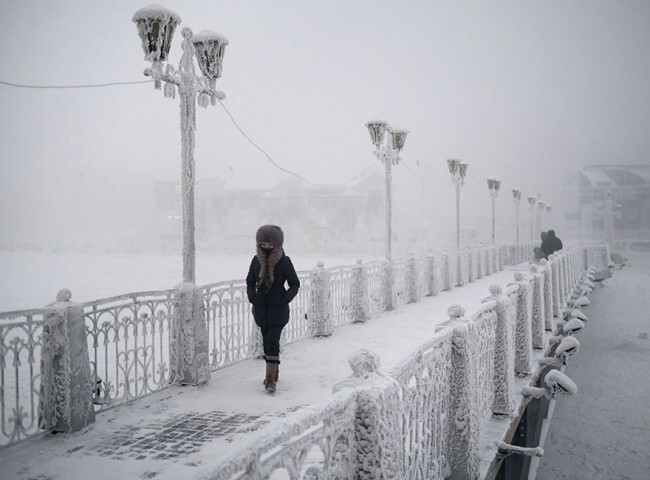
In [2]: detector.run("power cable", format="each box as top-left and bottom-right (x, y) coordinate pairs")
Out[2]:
(0, 79), (154, 89)
(0, 77), (378, 188)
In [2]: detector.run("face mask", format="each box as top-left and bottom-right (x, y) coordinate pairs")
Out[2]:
(261, 247), (274, 256)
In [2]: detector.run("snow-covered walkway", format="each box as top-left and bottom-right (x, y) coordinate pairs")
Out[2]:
(1, 264), (529, 480)
(536, 251), (650, 480)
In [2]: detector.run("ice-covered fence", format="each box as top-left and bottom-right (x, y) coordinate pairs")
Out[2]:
(204, 389), (358, 480)
(471, 302), (498, 418)
(202, 280), (261, 369)
(0, 238), (557, 450)
(0, 309), (47, 448)
(83, 291), (176, 412)
(391, 328), (454, 480)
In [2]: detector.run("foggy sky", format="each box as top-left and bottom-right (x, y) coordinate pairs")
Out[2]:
(1, 0), (649, 248)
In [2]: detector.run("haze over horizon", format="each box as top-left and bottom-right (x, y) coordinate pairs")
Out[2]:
(1, 0), (649, 250)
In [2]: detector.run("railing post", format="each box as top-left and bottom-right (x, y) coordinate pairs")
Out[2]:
(407, 253), (418, 303)
(485, 246), (492, 275)
(456, 250), (465, 287)
(548, 254), (561, 319)
(171, 283), (211, 385)
(309, 261), (333, 336)
(486, 285), (515, 415)
(477, 247), (484, 279)
(352, 259), (370, 323)
(528, 266), (546, 349)
(467, 249), (474, 283)
(539, 259), (555, 331)
(426, 250), (438, 296)
(333, 349), (404, 480)
(382, 259), (396, 311)
(436, 305), (480, 480)
(511, 273), (533, 376)
(441, 250), (451, 291)
(39, 289), (95, 433)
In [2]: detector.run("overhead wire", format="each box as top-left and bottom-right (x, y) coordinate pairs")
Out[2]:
(0, 77), (378, 188)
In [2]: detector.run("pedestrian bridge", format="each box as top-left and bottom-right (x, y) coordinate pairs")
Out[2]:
(0, 241), (612, 480)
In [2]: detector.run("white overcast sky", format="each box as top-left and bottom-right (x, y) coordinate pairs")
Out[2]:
(1, 0), (649, 243)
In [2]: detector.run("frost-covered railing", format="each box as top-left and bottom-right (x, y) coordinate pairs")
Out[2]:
(390, 328), (454, 479)
(0, 238), (549, 450)
(83, 291), (177, 412)
(201, 389), (358, 480)
(0, 309), (47, 448)
(197, 241), (600, 479)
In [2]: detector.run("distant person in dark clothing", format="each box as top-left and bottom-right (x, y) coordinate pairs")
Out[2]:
(246, 225), (300, 393)
(541, 229), (563, 259)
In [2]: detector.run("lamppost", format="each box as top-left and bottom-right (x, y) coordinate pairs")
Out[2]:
(538, 200), (546, 236)
(487, 178), (501, 244)
(546, 205), (552, 230)
(132, 5), (228, 284)
(527, 195), (537, 240)
(512, 188), (522, 243)
(366, 121), (408, 261)
(447, 159), (468, 249)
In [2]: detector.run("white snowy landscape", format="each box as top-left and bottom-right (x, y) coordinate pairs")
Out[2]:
(1, 1), (650, 480)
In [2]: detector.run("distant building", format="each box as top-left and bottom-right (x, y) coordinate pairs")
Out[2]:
(154, 174), (385, 251)
(577, 164), (650, 243)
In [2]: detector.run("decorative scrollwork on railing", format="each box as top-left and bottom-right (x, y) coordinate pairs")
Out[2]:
(83, 291), (176, 411)
(471, 303), (497, 419)
(329, 266), (355, 327)
(206, 390), (357, 480)
(366, 261), (385, 314)
(391, 330), (454, 479)
(0, 309), (47, 449)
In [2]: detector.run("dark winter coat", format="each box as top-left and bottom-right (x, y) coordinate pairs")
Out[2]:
(246, 252), (300, 327)
(541, 230), (563, 258)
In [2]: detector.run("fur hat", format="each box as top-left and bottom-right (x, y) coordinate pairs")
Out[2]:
(256, 225), (284, 246)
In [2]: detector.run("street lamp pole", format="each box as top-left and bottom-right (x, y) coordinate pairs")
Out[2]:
(487, 178), (501, 244)
(132, 6), (228, 284)
(527, 195), (537, 240)
(538, 200), (546, 237)
(546, 205), (552, 230)
(366, 121), (408, 261)
(447, 159), (468, 249)
(512, 188), (522, 243)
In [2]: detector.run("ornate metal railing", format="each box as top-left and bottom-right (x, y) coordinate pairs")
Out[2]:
(281, 272), (312, 344)
(82, 290), (177, 412)
(366, 261), (386, 314)
(0, 309), (47, 448)
(205, 389), (358, 479)
(471, 302), (497, 419)
(391, 328), (454, 479)
(329, 266), (355, 327)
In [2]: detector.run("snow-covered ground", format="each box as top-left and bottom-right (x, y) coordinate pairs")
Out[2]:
(536, 251), (650, 480)
(0, 251), (357, 311)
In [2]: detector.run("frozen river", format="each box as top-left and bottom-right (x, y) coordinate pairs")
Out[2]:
(0, 250), (358, 312)
(536, 251), (650, 479)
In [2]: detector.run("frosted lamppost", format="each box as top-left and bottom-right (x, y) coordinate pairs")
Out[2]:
(527, 195), (536, 240)
(133, 5), (228, 284)
(546, 205), (552, 229)
(447, 159), (468, 249)
(512, 188), (522, 243)
(487, 178), (501, 244)
(538, 200), (546, 236)
(366, 121), (408, 260)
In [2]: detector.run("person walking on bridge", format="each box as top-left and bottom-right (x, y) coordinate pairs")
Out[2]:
(541, 229), (563, 259)
(246, 225), (300, 393)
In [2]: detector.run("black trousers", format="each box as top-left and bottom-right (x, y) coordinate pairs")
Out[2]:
(259, 323), (285, 357)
